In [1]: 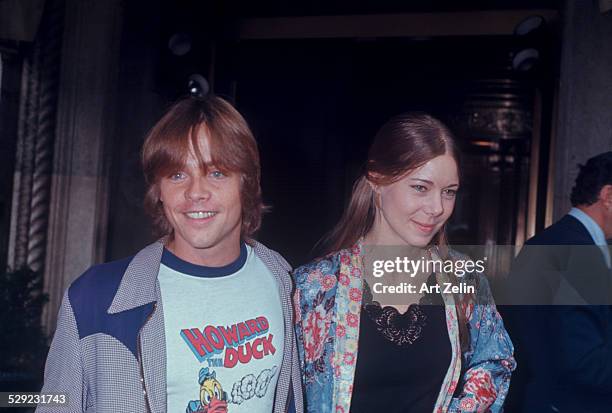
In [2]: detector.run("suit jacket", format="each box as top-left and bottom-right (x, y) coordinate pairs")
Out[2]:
(503, 215), (612, 413)
(36, 240), (304, 413)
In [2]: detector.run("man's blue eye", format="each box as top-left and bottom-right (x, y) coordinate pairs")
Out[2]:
(210, 170), (225, 178)
(170, 172), (186, 181)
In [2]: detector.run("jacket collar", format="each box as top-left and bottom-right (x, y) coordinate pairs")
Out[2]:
(107, 240), (165, 314)
(250, 239), (292, 272)
(107, 238), (290, 314)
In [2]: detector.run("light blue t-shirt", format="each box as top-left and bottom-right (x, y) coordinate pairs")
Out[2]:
(158, 244), (284, 413)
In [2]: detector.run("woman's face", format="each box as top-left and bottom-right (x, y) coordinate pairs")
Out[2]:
(371, 154), (459, 247)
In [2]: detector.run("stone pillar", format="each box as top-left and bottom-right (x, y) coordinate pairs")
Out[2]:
(7, 0), (64, 275)
(43, 0), (123, 332)
(553, 0), (612, 220)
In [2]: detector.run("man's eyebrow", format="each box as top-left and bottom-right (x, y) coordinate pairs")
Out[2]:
(186, 158), (214, 167)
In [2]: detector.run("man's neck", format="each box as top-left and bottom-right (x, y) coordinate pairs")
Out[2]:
(576, 204), (606, 234)
(166, 240), (242, 267)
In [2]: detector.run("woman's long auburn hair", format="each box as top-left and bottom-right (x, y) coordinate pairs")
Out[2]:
(322, 112), (471, 350)
(323, 112), (460, 253)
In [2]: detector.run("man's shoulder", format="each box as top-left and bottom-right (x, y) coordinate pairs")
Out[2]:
(69, 255), (133, 297)
(250, 239), (293, 272)
(525, 214), (592, 246)
(64, 251), (155, 352)
(68, 255), (136, 312)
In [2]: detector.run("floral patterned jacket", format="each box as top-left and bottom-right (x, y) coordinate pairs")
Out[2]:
(293, 242), (516, 413)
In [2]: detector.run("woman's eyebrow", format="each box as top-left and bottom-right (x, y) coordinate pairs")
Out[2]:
(410, 178), (459, 188)
(409, 178), (433, 184)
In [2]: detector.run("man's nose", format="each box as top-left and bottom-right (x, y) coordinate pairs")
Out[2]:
(185, 177), (211, 201)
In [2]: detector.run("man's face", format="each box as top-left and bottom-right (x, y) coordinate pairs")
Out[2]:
(159, 128), (242, 265)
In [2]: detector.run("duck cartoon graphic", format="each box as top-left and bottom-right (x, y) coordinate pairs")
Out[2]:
(186, 367), (229, 413)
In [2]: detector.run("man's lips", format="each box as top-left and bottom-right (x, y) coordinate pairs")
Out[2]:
(183, 210), (218, 219)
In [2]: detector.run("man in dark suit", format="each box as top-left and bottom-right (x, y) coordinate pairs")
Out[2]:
(504, 151), (612, 412)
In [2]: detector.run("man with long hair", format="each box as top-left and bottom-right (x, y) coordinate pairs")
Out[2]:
(37, 96), (303, 413)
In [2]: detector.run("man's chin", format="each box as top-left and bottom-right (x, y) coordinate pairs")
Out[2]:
(171, 234), (216, 251)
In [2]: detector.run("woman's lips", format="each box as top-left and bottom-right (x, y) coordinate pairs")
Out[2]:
(412, 220), (436, 234)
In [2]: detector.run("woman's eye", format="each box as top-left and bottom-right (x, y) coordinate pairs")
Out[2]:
(411, 185), (427, 193)
(443, 188), (458, 198)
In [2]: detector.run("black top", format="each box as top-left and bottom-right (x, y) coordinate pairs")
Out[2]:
(350, 290), (451, 413)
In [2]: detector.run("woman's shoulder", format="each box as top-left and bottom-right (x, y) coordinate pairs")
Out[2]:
(293, 243), (355, 287)
(293, 250), (344, 286)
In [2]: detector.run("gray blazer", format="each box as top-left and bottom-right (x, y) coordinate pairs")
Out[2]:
(37, 240), (304, 413)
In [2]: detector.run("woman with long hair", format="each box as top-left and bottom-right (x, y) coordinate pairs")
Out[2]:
(294, 113), (515, 413)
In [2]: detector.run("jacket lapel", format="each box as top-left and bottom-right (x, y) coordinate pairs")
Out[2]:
(332, 245), (363, 413)
(139, 295), (167, 413)
(433, 273), (461, 411)
(251, 240), (295, 413)
(429, 246), (462, 412)
(107, 240), (167, 413)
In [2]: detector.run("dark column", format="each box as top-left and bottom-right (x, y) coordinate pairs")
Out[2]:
(553, 0), (612, 219)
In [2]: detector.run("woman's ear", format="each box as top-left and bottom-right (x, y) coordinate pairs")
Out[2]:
(366, 173), (383, 209)
(366, 172), (383, 193)
(367, 181), (378, 194)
